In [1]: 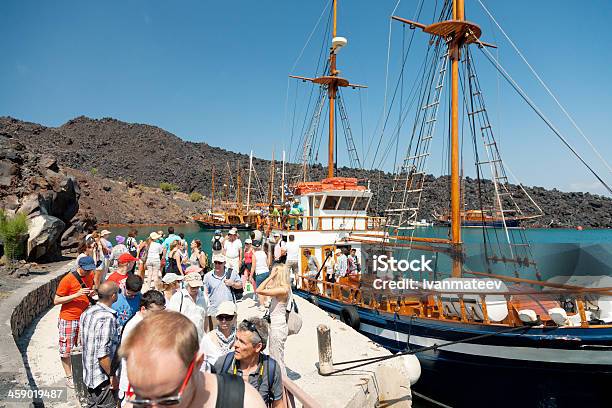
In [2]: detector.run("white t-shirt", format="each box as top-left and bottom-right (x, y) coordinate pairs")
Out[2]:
(119, 312), (144, 392)
(168, 289), (208, 340)
(285, 241), (300, 262)
(146, 241), (163, 263)
(254, 250), (269, 275)
(223, 239), (242, 259)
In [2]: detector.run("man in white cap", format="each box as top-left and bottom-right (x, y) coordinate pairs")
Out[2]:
(223, 228), (242, 273)
(168, 269), (209, 340)
(203, 254), (242, 328)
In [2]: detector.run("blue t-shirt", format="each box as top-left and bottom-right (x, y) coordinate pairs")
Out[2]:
(112, 291), (142, 328)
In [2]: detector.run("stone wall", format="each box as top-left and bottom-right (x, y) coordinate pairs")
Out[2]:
(0, 261), (71, 407)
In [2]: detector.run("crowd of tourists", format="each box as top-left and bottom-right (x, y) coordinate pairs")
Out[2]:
(54, 225), (314, 408)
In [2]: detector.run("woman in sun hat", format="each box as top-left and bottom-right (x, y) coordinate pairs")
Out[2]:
(199, 301), (237, 372)
(161, 272), (184, 303)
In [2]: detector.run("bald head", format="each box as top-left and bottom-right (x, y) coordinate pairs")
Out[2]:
(98, 281), (118, 304)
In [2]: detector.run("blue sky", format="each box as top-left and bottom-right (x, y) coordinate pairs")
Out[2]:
(1, 0), (610, 195)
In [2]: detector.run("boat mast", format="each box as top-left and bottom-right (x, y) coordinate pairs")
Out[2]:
(281, 150), (286, 203)
(268, 150), (275, 204)
(246, 151), (253, 212)
(450, 0), (464, 277)
(211, 165), (215, 211)
(327, 0), (339, 179)
(289, 0), (366, 181)
(236, 162), (242, 213)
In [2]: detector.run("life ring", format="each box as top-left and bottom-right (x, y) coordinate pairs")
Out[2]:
(340, 306), (360, 330)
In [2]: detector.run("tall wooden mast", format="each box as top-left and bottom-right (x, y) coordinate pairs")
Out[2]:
(450, 0), (464, 277)
(289, 0), (366, 179)
(328, 0), (338, 179)
(210, 165), (215, 211)
(391, 0), (496, 277)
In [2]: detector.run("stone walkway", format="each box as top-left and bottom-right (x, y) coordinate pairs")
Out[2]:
(17, 305), (75, 408)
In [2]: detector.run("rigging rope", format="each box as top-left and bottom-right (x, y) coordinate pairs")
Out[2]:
(474, 37), (612, 195)
(477, 0), (612, 175)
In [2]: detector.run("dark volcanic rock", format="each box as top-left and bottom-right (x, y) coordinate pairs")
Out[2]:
(1, 115), (611, 228)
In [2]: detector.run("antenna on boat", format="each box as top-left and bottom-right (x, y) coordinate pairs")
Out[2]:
(289, 0), (367, 179)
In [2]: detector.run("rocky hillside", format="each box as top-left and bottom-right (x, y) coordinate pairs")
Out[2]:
(1, 116), (611, 228)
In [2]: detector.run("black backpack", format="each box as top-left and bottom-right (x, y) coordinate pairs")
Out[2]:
(215, 373), (245, 408)
(212, 237), (223, 251)
(219, 352), (277, 407)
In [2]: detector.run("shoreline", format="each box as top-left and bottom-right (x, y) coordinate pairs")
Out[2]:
(97, 221), (194, 228)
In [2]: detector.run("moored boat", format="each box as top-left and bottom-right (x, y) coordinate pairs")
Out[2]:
(277, 1), (612, 406)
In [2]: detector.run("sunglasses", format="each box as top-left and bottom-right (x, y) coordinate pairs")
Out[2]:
(216, 314), (234, 322)
(127, 354), (197, 407)
(241, 319), (263, 343)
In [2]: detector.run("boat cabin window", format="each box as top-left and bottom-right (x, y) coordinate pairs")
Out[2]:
(313, 195), (324, 209)
(352, 197), (369, 211)
(322, 195), (340, 210)
(337, 197), (355, 211)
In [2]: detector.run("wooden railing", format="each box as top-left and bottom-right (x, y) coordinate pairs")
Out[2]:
(270, 215), (386, 232)
(283, 377), (322, 408)
(296, 274), (612, 329)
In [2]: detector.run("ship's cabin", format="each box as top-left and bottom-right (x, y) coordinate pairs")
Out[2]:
(277, 177), (385, 232)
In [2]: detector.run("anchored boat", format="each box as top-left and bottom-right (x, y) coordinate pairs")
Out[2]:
(277, 1), (612, 406)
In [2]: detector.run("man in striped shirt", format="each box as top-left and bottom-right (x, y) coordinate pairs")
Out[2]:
(80, 281), (120, 407)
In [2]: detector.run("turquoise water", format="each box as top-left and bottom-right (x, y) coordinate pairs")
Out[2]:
(106, 224), (612, 280)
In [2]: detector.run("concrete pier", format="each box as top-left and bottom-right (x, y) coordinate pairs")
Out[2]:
(17, 287), (412, 407)
(238, 295), (413, 407)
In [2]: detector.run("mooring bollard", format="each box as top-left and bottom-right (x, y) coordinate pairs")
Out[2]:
(317, 324), (334, 375)
(70, 348), (88, 406)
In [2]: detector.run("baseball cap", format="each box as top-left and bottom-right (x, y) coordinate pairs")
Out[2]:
(115, 235), (126, 244)
(212, 253), (226, 263)
(100, 229), (112, 236)
(118, 253), (138, 264)
(272, 232), (280, 237)
(214, 229), (221, 235)
(244, 238), (252, 244)
(162, 273), (184, 284)
(78, 256), (96, 271)
(335, 248), (342, 255)
(184, 272), (204, 288)
(215, 301), (237, 317)
(228, 228), (237, 235)
(149, 232), (161, 240)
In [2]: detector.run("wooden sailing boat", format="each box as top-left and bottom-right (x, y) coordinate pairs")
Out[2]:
(280, 1), (612, 407)
(193, 154), (267, 230)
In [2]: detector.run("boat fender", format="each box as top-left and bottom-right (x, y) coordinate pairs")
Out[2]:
(309, 295), (319, 307)
(340, 306), (360, 330)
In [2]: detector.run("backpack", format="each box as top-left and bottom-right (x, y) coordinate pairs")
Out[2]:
(212, 237), (223, 252)
(126, 237), (138, 257)
(219, 352), (277, 407)
(215, 373), (245, 408)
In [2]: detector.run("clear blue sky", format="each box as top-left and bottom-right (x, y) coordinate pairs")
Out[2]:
(1, 0), (610, 195)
